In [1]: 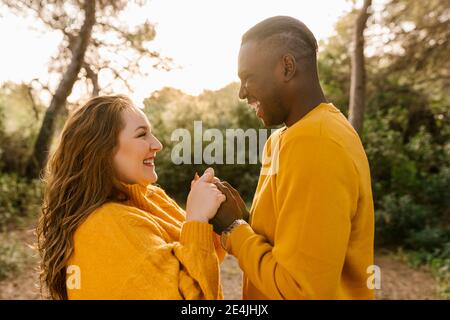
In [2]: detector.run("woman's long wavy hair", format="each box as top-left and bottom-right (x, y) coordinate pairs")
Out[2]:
(37, 95), (134, 299)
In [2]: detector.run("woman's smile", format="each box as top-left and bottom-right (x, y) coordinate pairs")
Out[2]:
(143, 157), (155, 167)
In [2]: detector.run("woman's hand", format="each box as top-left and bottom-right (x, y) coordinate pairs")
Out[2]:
(186, 168), (226, 223)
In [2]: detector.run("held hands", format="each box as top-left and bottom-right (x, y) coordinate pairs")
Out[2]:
(186, 168), (250, 234)
(209, 180), (250, 235)
(186, 168), (226, 223)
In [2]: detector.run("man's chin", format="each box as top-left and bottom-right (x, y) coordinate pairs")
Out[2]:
(258, 115), (268, 127)
(260, 117), (276, 128)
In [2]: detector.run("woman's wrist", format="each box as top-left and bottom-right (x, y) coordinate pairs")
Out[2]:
(185, 213), (209, 223)
(181, 221), (214, 252)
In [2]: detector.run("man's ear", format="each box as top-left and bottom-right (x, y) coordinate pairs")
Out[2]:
(282, 54), (296, 81)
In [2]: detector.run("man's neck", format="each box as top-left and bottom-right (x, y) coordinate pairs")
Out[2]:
(284, 88), (327, 127)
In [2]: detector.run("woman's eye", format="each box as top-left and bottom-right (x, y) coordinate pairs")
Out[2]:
(137, 132), (147, 138)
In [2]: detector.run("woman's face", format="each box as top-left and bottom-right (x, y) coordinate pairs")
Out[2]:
(113, 107), (163, 186)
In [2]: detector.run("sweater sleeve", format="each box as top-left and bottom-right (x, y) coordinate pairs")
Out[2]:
(125, 216), (223, 300)
(226, 136), (358, 299)
(154, 186), (226, 264)
(173, 221), (223, 299)
(69, 206), (222, 300)
(213, 233), (226, 263)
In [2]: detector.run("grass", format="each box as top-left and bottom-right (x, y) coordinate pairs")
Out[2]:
(0, 173), (41, 281)
(0, 232), (34, 281)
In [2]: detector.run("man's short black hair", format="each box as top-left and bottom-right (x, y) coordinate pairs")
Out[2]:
(241, 16), (318, 61)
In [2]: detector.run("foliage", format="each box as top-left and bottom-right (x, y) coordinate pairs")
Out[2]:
(0, 173), (42, 231)
(0, 0), (172, 98)
(0, 83), (46, 173)
(0, 237), (31, 281)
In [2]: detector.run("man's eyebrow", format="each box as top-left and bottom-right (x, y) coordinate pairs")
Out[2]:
(238, 70), (251, 80)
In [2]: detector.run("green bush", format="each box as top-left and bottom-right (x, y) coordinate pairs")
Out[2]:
(0, 240), (26, 281)
(363, 105), (449, 255)
(376, 194), (428, 245)
(0, 173), (42, 231)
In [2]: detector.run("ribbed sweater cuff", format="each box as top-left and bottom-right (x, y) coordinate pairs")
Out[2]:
(180, 221), (215, 252)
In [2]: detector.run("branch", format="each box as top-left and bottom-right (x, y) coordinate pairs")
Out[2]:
(83, 62), (99, 96)
(24, 83), (40, 121)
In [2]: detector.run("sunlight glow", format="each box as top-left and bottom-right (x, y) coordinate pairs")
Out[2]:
(0, 0), (354, 104)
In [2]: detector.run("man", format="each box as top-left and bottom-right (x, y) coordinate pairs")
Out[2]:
(211, 16), (375, 300)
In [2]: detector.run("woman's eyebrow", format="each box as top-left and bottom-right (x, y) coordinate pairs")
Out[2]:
(134, 125), (148, 131)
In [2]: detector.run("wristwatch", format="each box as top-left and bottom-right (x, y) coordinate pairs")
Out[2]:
(220, 219), (247, 251)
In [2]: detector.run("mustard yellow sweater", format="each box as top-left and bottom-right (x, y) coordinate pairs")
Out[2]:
(67, 184), (225, 299)
(226, 103), (375, 299)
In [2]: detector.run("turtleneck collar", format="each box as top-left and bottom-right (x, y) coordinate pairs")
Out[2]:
(121, 183), (157, 203)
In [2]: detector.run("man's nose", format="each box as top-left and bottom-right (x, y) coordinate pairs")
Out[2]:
(238, 83), (248, 100)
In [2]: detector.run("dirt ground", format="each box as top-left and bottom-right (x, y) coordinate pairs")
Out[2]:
(0, 226), (442, 300)
(219, 254), (441, 300)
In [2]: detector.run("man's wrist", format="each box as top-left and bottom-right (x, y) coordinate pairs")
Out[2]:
(220, 219), (247, 251)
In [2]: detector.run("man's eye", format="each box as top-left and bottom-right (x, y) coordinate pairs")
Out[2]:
(137, 132), (147, 137)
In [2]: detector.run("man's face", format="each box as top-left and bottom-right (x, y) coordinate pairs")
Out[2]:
(238, 41), (287, 127)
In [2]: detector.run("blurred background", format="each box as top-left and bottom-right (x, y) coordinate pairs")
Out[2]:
(0, 0), (448, 299)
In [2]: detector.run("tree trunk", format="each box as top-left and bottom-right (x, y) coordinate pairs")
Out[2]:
(348, 0), (372, 135)
(25, 0), (96, 179)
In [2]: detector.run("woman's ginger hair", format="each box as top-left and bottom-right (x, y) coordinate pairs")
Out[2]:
(37, 95), (134, 299)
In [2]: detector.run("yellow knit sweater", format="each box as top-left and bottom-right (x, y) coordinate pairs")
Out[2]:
(66, 183), (225, 299)
(226, 103), (375, 300)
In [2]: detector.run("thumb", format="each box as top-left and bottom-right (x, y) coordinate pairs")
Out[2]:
(199, 167), (215, 182)
(191, 172), (200, 188)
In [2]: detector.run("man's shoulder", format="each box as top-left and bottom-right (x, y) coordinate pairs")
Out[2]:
(283, 103), (361, 149)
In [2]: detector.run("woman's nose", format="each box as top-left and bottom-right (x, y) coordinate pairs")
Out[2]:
(150, 134), (163, 152)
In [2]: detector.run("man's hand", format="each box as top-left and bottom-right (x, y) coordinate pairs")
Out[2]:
(209, 181), (250, 234)
(220, 181), (250, 222)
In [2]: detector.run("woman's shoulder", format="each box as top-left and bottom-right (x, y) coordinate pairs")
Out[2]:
(76, 201), (159, 237)
(71, 201), (169, 260)
(87, 201), (142, 221)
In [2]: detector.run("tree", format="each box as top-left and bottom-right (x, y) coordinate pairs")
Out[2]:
(348, 0), (372, 135)
(379, 0), (449, 93)
(29, 0), (94, 178)
(1, 0), (172, 178)
(372, 0), (450, 143)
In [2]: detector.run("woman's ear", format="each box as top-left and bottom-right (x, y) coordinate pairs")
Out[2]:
(282, 54), (296, 81)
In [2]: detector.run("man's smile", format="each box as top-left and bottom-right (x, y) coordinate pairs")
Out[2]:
(249, 100), (264, 118)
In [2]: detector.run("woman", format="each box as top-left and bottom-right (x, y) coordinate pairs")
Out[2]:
(37, 95), (226, 299)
